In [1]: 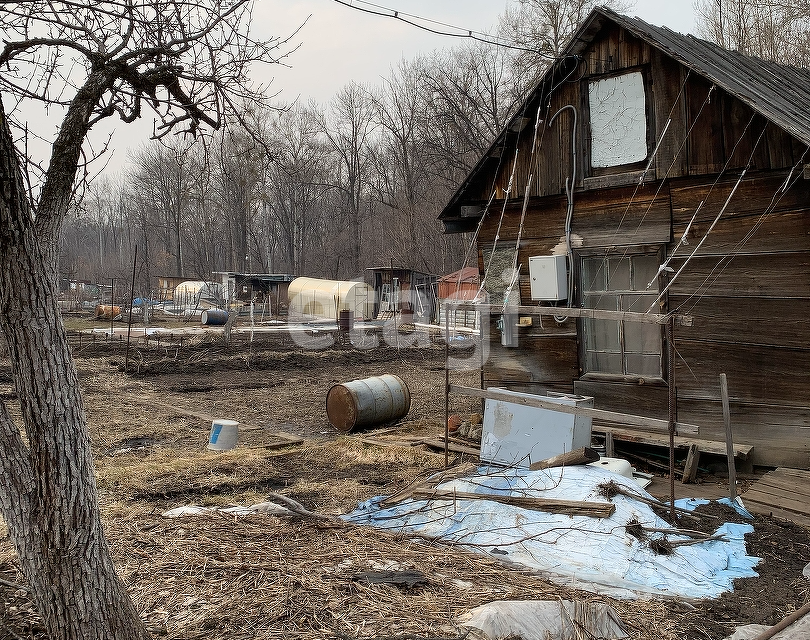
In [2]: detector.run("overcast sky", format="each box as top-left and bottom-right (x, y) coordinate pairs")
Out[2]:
(267, 1), (698, 105)
(99, 0), (698, 174)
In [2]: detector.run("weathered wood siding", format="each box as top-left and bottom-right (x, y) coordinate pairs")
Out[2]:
(668, 173), (810, 467)
(471, 23), (810, 468)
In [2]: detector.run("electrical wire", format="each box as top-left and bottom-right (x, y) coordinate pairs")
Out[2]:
(332, 0), (555, 56)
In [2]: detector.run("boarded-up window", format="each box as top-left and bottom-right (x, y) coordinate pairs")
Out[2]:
(581, 254), (661, 377)
(481, 246), (521, 306)
(589, 72), (648, 168)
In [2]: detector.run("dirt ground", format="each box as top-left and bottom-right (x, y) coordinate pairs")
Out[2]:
(0, 321), (809, 639)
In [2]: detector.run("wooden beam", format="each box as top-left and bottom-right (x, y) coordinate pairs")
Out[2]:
(451, 384), (700, 435)
(444, 302), (692, 326)
(410, 489), (615, 518)
(593, 425), (753, 459)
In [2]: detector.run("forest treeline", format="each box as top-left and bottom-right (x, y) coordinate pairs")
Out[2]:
(56, 0), (810, 299)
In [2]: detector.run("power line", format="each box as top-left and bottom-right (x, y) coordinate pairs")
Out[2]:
(332, 0), (554, 57)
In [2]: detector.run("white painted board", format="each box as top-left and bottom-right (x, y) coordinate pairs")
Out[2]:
(481, 389), (594, 468)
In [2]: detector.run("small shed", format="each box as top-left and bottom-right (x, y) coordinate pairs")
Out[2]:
(287, 277), (374, 321)
(366, 267), (437, 321)
(437, 267), (482, 330)
(214, 272), (296, 314)
(438, 267), (480, 301)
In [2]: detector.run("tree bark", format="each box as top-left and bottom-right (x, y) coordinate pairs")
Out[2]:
(0, 99), (151, 639)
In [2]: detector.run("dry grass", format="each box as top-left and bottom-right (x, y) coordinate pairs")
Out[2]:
(0, 337), (687, 639)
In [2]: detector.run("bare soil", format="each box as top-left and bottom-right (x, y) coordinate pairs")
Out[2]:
(0, 325), (809, 639)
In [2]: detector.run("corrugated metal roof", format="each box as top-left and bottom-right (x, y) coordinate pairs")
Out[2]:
(440, 7), (810, 224)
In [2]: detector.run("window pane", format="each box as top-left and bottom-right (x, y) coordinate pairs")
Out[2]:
(582, 257), (606, 292)
(632, 255), (660, 290)
(583, 293), (620, 351)
(625, 353), (662, 377)
(589, 71), (648, 168)
(623, 294), (660, 354)
(588, 351), (623, 373)
(606, 258), (631, 291)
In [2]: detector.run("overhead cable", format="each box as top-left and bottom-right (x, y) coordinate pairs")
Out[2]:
(332, 0), (554, 57)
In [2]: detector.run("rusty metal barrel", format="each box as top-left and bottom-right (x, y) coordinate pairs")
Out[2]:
(326, 374), (411, 433)
(201, 309), (229, 326)
(338, 309), (354, 331)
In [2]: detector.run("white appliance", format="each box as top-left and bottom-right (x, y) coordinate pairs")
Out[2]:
(481, 389), (593, 468)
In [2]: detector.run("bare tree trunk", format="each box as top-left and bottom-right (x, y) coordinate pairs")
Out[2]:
(0, 99), (150, 640)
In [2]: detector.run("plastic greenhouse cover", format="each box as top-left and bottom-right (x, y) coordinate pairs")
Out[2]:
(343, 465), (759, 599)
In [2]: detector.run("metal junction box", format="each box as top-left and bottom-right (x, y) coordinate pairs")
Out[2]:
(480, 389), (593, 468)
(529, 255), (568, 301)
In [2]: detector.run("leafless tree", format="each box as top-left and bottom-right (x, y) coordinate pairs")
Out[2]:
(498, 0), (631, 95)
(314, 82), (377, 277)
(0, 1), (294, 637)
(694, 0), (810, 66)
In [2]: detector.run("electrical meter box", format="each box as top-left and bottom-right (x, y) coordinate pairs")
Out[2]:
(529, 255), (568, 300)
(481, 390), (593, 468)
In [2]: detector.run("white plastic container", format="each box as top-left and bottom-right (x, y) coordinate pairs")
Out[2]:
(207, 419), (239, 451)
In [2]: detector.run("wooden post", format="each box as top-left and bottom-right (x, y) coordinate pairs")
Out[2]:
(605, 431), (615, 457)
(667, 317), (676, 520)
(720, 373), (737, 501)
(681, 443), (700, 484)
(444, 308), (450, 468)
(125, 246), (137, 371)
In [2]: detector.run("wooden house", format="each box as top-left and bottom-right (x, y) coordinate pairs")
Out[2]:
(439, 8), (810, 469)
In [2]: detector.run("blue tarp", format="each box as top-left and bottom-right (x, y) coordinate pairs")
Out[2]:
(344, 466), (759, 599)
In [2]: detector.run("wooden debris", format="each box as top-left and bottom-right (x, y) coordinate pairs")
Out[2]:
(420, 437), (480, 457)
(681, 443), (700, 484)
(350, 569), (428, 589)
(529, 447), (600, 471)
(743, 467), (810, 528)
(409, 489), (615, 518)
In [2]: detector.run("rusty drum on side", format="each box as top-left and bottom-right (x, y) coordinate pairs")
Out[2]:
(326, 374), (411, 433)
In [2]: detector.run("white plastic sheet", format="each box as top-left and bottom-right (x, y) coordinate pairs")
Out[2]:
(344, 466), (759, 599)
(460, 599), (628, 640)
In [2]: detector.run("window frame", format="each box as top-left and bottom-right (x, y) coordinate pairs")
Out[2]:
(583, 66), (654, 181)
(577, 247), (667, 385)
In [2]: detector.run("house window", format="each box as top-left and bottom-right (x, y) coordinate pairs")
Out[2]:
(588, 71), (648, 168)
(581, 254), (662, 377)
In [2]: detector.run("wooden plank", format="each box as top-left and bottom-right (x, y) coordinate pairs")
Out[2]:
(746, 477), (810, 501)
(667, 253), (810, 298)
(574, 379), (669, 423)
(771, 468), (810, 480)
(670, 296), (810, 350)
(686, 75), (724, 174)
(742, 488), (810, 515)
(452, 385), (701, 435)
(410, 489), (615, 518)
(592, 425), (753, 458)
(651, 54), (688, 180)
(447, 302), (691, 326)
(573, 186), (672, 247)
(420, 438), (480, 457)
(670, 172), (810, 223)
(674, 340), (810, 404)
(672, 208), (810, 256)
(681, 443), (700, 484)
(484, 335), (577, 385)
(720, 373), (737, 500)
(744, 502), (810, 528)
